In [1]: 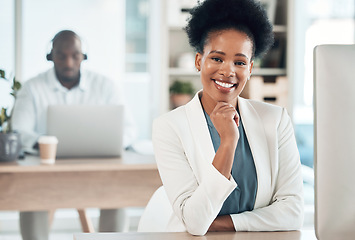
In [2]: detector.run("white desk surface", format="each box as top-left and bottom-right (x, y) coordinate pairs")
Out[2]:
(74, 230), (317, 240)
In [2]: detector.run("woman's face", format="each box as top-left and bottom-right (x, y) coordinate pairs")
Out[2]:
(195, 29), (254, 109)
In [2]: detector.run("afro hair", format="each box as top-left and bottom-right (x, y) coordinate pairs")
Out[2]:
(185, 0), (274, 59)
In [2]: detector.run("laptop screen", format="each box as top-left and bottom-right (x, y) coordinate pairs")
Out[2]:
(47, 105), (124, 158)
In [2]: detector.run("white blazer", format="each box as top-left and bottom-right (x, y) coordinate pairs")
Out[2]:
(152, 91), (304, 235)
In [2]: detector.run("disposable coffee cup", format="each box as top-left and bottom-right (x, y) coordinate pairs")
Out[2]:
(38, 136), (58, 165)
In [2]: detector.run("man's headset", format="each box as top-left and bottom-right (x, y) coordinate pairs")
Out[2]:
(46, 51), (88, 61)
(46, 30), (88, 61)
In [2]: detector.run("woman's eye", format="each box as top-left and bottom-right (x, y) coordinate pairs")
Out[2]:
(235, 61), (246, 66)
(211, 57), (222, 62)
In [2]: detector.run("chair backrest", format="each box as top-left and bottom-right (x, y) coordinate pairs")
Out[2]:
(137, 186), (173, 232)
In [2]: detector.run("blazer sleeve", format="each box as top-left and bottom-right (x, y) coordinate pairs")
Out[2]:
(152, 115), (237, 235)
(230, 108), (304, 231)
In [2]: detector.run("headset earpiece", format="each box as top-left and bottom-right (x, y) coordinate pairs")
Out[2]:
(46, 52), (53, 61)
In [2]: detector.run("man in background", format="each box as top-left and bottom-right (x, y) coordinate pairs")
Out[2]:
(12, 30), (136, 240)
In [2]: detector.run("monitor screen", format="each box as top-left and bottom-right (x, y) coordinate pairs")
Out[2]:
(314, 44), (355, 240)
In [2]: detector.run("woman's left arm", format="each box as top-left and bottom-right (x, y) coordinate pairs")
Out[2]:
(208, 215), (235, 232)
(229, 108), (304, 231)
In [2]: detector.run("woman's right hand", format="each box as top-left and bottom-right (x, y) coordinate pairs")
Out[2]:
(210, 102), (240, 147)
(209, 102), (240, 179)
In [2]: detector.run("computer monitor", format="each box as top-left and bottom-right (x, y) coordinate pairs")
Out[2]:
(314, 44), (355, 240)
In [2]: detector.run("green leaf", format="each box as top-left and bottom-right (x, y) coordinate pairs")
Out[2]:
(0, 108), (8, 127)
(0, 69), (5, 79)
(12, 77), (21, 88)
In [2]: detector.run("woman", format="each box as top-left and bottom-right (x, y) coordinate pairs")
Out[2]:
(152, 0), (303, 235)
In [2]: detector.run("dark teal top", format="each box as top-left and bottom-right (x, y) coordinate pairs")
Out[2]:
(203, 108), (257, 215)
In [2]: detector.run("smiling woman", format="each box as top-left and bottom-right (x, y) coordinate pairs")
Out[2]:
(151, 0), (303, 236)
(195, 30), (254, 113)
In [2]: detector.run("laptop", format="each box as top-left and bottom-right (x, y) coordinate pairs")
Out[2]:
(47, 105), (124, 158)
(314, 44), (355, 240)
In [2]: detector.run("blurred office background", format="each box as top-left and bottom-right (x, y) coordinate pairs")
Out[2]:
(0, 0), (354, 239)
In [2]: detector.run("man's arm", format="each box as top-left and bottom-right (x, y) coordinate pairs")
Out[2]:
(11, 84), (40, 153)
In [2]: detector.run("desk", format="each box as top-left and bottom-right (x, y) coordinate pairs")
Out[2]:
(73, 230), (317, 240)
(0, 151), (162, 211)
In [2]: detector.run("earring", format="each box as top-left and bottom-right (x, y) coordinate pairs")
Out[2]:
(196, 68), (200, 72)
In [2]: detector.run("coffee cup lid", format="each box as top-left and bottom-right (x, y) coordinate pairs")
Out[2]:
(38, 136), (58, 144)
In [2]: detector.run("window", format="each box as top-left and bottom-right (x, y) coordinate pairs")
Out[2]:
(0, 0), (15, 111)
(126, 0), (149, 72)
(123, 0), (155, 140)
(22, 0), (125, 81)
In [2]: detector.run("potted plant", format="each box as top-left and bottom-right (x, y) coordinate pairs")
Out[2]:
(169, 80), (195, 109)
(0, 69), (22, 162)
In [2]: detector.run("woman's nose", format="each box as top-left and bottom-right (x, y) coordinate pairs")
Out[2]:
(218, 62), (236, 77)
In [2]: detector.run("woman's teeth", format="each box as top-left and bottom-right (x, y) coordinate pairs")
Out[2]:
(215, 80), (234, 88)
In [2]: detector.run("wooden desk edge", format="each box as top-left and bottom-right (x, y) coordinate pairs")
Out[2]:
(73, 230), (317, 240)
(0, 163), (158, 173)
(0, 152), (157, 173)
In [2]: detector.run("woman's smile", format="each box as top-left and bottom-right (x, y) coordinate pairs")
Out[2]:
(213, 79), (238, 92)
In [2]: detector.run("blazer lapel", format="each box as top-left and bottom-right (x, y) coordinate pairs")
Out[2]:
(185, 91), (216, 164)
(238, 97), (271, 209)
